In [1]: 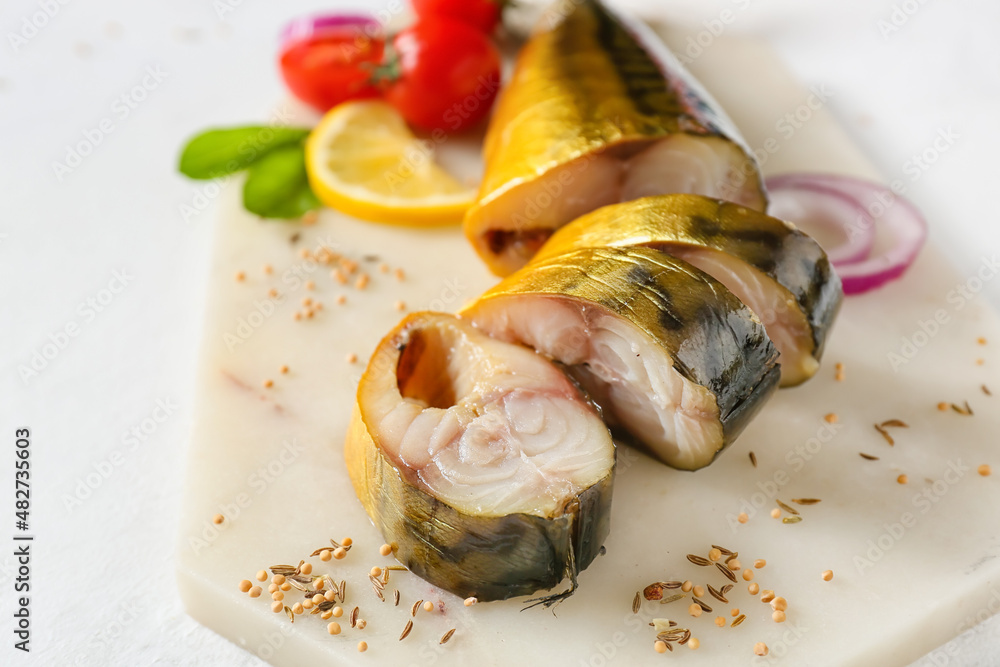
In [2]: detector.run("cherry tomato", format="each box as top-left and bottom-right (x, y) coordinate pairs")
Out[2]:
(411, 0), (503, 34)
(381, 19), (502, 133)
(279, 27), (384, 112)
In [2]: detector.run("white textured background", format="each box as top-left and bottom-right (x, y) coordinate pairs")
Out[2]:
(2, 0), (998, 665)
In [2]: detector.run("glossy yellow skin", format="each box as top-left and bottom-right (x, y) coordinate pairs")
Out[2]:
(345, 312), (614, 601)
(464, 0), (766, 275)
(532, 194), (843, 386)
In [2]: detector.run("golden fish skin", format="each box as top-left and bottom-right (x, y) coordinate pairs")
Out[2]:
(533, 194), (843, 386)
(464, 0), (767, 276)
(346, 312), (615, 601)
(464, 246), (780, 470)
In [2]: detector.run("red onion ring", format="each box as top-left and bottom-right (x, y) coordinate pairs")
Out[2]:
(280, 14), (382, 52)
(766, 183), (876, 266)
(766, 173), (928, 296)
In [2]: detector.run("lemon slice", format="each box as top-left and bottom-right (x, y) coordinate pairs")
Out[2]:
(305, 101), (475, 226)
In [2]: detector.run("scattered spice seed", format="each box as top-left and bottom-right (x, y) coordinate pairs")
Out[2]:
(977, 359), (985, 366)
(272, 591), (284, 602)
(654, 640), (668, 654)
(712, 545), (734, 555)
(731, 608), (740, 617)
(440, 628), (456, 645)
(320, 610), (333, 620)
(300, 562), (313, 575)
(239, 580), (252, 593)
(749, 451), (757, 468)
(632, 592), (641, 613)
(693, 598), (712, 613)
(335, 294), (347, 305)
(727, 559), (742, 571)
(984, 385), (992, 396)
(464, 597), (478, 607)
(776, 500), (799, 516)
(682, 580), (694, 592)
(379, 543), (392, 557)
(755, 642), (769, 656)
(271, 601), (283, 613)
(782, 516), (802, 524)
(874, 423), (894, 445)
(737, 513), (749, 524)
(249, 585), (262, 598)
(411, 600), (423, 617)
(742, 569), (754, 581)
(350, 607), (359, 627)
(822, 570), (834, 581)
(754, 559), (766, 569)
(302, 297), (312, 307)
(279, 365), (289, 375)
(346, 353), (358, 364)
(394, 590), (400, 606)
(689, 638), (700, 650)
(951, 402), (974, 416)
(791, 498), (821, 505)
(423, 601), (434, 613)
(721, 584), (734, 596)
(708, 548), (722, 562)
(395, 300), (406, 312)
(268, 288), (278, 298)
(897, 474), (909, 485)
(319, 550), (332, 562)
(860, 452), (880, 461)
(292, 603), (304, 615)
(333, 547), (347, 560)
(303, 599), (313, 611)
(748, 583), (759, 595)
(732, 614), (747, 627)
(716, 563), (737, 583)
(687, 554), (711, 566)
(714, 616), (725, 627)
(332, 606), (343, 618)
(760, 591), (775, 603)
(688, 603), (703, 617)
(835, 362), (845, 381)
(692, 585), (705, 598)
(771, 597), (788, 611)
(305, 280), (315, 291)
(937, 402), (949, 411)
(235, 271), (246, 281)
(268, 583), (279, 594)
(355, 274), (370, 290)
(357, 641), (368, 653)
(979, 464), (992, 477)
(272, 574), (286, 585)
(327, 622), (341, 635)
(400, 619), (413, 641)
(659, 593), (685, 605)
(770, 508), (781, 518)
(979, 337), (988, 345)
(394, 268), (405, 281)
(212, 514), (224, 525)
(707, 584), (728, 604)
(824, 413), (838, 424)
(773, 610), (787, 623)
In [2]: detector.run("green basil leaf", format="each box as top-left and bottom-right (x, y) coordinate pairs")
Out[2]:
(178, 126), (310, 179)
(241, 145), (319, 220)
